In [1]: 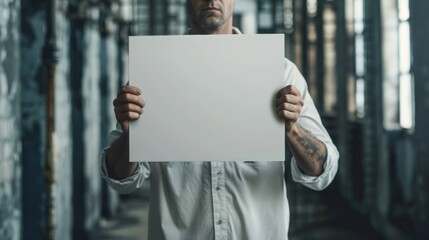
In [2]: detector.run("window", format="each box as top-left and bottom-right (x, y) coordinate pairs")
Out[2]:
(381, 0), (415, 130)
(128, 0), (186, 36)
(353, 0), (366, 119)
(322, 3), (337, 114)
(344, 0), (366, 120)
(306, 0), (319, 102)
(397, 0), (414, 130)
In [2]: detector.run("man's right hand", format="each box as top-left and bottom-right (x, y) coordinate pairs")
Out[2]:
(113, 85), (145, 133)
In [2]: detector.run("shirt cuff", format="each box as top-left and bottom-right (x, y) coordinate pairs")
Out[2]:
(100, 147), (146, 194)
(290, 143), (339, 191)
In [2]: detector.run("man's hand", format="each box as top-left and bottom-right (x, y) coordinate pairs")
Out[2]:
(276, 85), (326, 176)
(106, 85), (143, 180)
(276, 85), (304, 133)
(113, 85), (145, 133)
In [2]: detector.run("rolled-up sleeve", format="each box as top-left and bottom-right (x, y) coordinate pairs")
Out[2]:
(285, 58), (340, 190)
(290, 144), (339, 191)
(100, 124), (150, 194)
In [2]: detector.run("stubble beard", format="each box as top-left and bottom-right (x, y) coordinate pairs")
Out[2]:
(188, 3), (228, 33)
(196, 14), (225, 32)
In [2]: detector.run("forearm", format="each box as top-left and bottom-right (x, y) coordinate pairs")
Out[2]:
(105, 132), (138, 180)
(286, 123), (327, 176)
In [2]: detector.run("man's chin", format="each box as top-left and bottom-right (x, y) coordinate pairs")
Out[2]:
(201, 16), (221, 24)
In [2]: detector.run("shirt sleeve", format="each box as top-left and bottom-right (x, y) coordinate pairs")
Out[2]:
(284, 58), (340, 191)
(100, 123), (150, 194)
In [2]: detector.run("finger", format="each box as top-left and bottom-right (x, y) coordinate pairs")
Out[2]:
(275, 94), (303, 106)
(278, 85), (301, 97)
(115, 103), (143, 114)
(276, 103), (301, 113)
(120, 121), (129, 133)
(116, 111), (141, 123)
(113, 93), (145, 107)
(114, 108), (142, 122)
(117, 85), (142, 97)
(277, 110), (299, 122)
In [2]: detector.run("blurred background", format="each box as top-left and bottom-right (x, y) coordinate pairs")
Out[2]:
(0, 0), (428, 239)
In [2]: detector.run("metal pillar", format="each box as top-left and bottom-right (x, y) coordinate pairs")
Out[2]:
(43, 0), (59, 239)
(69, 1), (86, 238)
(410, 0), (429, 238)
(362, 0), (384, 214)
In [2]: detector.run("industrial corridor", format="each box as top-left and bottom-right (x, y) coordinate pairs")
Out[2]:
(1, 0), (428, 240)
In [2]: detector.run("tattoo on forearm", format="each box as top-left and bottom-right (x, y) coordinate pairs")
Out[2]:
(297, 130), (327, 163)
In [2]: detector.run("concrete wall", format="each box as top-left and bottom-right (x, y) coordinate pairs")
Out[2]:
(70, 5), (109, 238)
(20, 0), (74, 239)
(82, 21), (102, 233)
(53, 1), (73, 239)
(19, 0), (122, 239)
(100, 32), (120, 218)
(20, 1), (48, 238)
(1, 0), (128, 239)
(0, 0), (21, 239)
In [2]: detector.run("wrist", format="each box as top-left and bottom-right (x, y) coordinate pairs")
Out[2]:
(285, 122), (298, 135)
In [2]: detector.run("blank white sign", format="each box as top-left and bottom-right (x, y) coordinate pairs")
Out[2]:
(129, 34), (285, 162)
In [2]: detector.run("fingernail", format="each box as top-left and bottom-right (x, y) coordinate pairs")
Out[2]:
(137, 89), (142, 95)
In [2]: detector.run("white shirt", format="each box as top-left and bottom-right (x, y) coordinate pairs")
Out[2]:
(100, 46), (339, 240)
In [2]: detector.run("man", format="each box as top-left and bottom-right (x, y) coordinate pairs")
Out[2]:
(101, 0), (339, 239)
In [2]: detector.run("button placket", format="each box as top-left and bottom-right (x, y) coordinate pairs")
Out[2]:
(217, 162), (228, 239)
(211, 162), (223, 240)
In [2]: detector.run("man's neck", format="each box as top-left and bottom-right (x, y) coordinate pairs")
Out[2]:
(189, 23), (233, 35)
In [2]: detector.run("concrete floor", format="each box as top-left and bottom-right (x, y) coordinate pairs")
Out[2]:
(97, 198), (149, 240)
(96, 182), (150, 240)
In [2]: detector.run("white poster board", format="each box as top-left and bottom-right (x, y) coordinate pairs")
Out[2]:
(129, 34), (285, 162)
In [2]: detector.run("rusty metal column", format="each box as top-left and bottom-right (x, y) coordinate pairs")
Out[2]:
(43, 0), (59, 239)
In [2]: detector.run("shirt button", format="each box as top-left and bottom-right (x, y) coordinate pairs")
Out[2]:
(217, 171), (222, 175)
(216, 186), (221, 191)
(217, 220), (222, 225)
